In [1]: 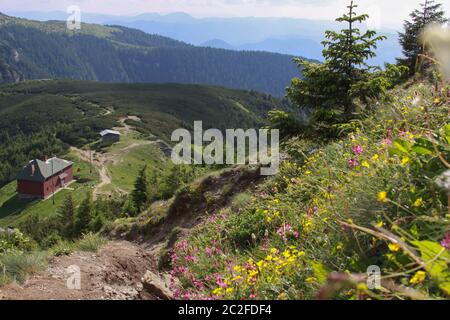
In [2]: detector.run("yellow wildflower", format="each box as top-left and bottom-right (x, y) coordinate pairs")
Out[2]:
(388, 243), (401, 252)
(248, 270), (259, 278)
(372, 154), (379, 161)
(409, 271), (426, 285)
(226, 288), (234, 294)
(413, 198), (424, 208)
(401, 157), (410, 166)
(212, 287), (224, 296)
(306, 277), (317, 283)
(377, 191), (388, 203)
(256, 260), (266, 269)
(357, 283), (368, 291)
(362, 160), (370, 168)
(232, 275), (242, 282)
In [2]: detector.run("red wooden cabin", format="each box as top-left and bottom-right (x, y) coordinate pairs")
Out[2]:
(17, 157), (74, 200)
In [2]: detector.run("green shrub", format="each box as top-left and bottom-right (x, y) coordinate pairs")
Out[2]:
(226, 208), (267, 247)
(49, 240), (75, 256)
(0, 229), (37, 254)
(40, 233), (63, 250)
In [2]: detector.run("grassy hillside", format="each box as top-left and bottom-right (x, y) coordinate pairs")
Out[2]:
(144, 82), (450, 300)
(0, 13), (302, 96)
(0, 150), (99, 227)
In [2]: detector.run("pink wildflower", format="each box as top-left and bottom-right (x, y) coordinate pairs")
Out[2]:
(441, 232), (450, 250)
(205, 247), (213, 256)
(386, 127), (393, 137)
(348, 159), (359, 168)
(185, 255), (196, 263)
(382, 138), (392, 146)
(352, 145), (364, 155)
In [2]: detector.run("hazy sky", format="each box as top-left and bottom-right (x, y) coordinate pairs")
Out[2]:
(2, 0), (449, 30)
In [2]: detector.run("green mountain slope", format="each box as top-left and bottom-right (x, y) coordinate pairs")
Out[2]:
(0, 13), (301, 96)
(0, 79), (286, 187)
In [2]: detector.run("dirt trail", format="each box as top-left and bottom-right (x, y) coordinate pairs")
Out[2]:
(70, 116), (153, 199)
(0, 241), (158, 300)
(70, 146), (114, 200)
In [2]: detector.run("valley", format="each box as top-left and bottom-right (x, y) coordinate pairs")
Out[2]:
(0, 79), (282, 228)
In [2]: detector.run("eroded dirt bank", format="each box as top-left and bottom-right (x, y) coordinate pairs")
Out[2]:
(0, 241), (158, 300)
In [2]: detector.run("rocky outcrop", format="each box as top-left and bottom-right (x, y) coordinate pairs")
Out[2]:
(0, 60), (23, 83)
(141, 270), (174, 300)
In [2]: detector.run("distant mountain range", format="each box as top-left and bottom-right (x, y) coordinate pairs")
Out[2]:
(201, 38), (323, 63)
(7, 11), (403, 66)
(0, 13), (304, 96)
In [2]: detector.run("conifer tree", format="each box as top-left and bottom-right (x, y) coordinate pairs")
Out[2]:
(398, 0), (448, 74)
(288, 0), (386, 117)
(75, 192), (93, 235)
(131, 166), (149, 213)
(58, 194), (76, 238)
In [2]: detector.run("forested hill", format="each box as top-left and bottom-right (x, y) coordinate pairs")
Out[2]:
(0, 13), (302, 96)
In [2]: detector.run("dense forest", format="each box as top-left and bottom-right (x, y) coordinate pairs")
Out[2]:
(0, 13), (302, 96)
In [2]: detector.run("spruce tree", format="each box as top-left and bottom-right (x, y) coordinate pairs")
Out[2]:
(131, 166), (149, 213)
(58, 194), (76, 238)
(75, 192), (93, 235)
(288, 0), (386, 116)
(398, 0), (448, 74)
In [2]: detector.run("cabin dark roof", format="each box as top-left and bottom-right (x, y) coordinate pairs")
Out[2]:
(17, 158), (73, 182)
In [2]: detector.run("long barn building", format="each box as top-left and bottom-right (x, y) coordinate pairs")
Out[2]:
(17, 157), (74, 200)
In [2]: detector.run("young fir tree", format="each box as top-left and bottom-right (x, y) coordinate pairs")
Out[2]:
(58, 194), (76, 238)
(131, 165), (149, 213)
(288, 0), (386, 117)
(398, 0), (448, 74)
(75, 192), (93, 235)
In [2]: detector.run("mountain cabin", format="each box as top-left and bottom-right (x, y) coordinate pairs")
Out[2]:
(100, 129), (121, 144)
(17, 157), (74, 200)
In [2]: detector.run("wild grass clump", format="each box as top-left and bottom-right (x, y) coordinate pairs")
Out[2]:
(0, 251), (47, 284)
(49, 233), (106, 256)
(74, 233), (106, 252)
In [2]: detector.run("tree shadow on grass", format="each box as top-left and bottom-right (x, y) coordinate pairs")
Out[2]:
(0, 195), (38, 220)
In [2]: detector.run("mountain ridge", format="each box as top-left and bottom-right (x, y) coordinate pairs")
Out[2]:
(0, 14), (302, 96)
